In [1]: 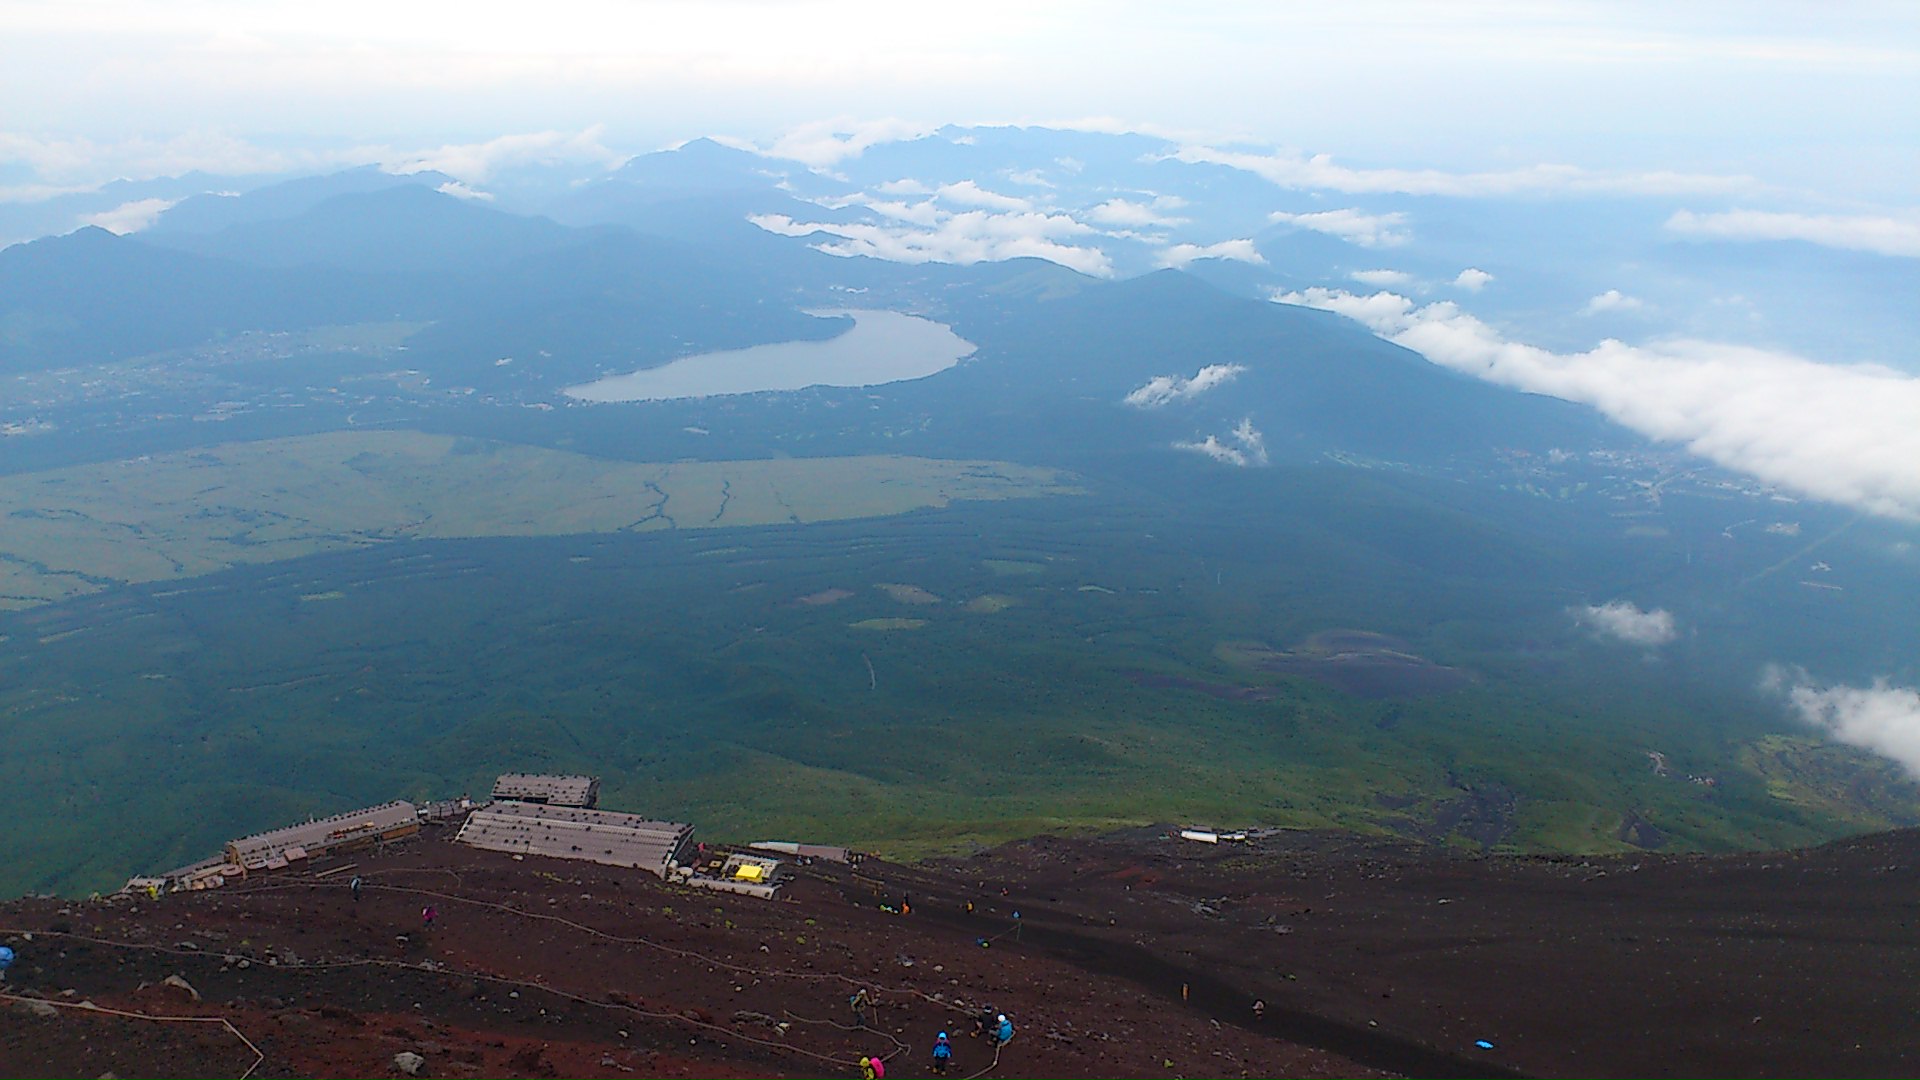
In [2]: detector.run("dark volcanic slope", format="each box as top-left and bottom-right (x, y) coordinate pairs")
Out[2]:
(927, 829), (1920, 1078)
(5, 825), (1920, 1078)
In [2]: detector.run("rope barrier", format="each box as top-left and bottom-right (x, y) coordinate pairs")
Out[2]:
(1, 928), (876, 1072)
(219, 877), (986, 1017)
(6, 863), (1030, 1078)
(0, 989), (265, 1079)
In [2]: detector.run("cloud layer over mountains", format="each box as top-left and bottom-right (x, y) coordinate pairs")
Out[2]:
(1277, 287), (1920, 521)
(1768, 667), (1920, 779)
(1667, 209), (1920, 259)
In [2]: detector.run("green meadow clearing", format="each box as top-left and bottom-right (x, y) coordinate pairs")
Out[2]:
(0, 430), (1082, 609)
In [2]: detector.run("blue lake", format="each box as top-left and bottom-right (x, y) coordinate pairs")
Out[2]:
(562, 310), (976, 403)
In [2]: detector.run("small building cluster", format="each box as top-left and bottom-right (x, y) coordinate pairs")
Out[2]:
(128, 773), (843, 902)
(138, 800), (437, 893)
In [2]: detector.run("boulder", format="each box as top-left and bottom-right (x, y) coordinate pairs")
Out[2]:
(161, 974), (201, 1002)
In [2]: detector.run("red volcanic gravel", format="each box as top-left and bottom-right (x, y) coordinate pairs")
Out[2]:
(4, 823), (1920, 1078)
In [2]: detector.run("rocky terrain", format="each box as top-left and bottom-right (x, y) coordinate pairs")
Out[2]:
(5, 823), (1920, 1078)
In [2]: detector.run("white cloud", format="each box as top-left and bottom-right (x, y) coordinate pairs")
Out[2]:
(1452, 267), (1493, 291)
(1767, 666), (1920, 778)
(875, 178), (932, 195)
(79, 196), (179, 234)
(935, 180), (1031, 211)
(1231, 416), (1267, 463)
(1156, 239), (1265, 268)
(388, 126), (619, 182)
(1185, 146), (1754, 197)
(1175, 416), (1269, 467)
(1004, 168), (1053, 188)
(749, 209), (1111, 277)
(1268, 208), (1410, 248)
(1575, 601), (1678, 646)
(1124, 363), (1246, 408)
(1275, 286), (1920, 521)
(1, 126), (625, 194)
(1086, 197), (1187, 228)
(761, 118), (934, 168)
(805, 191), (871, 210)
(0, 181), (102, 205)
(867, 199), (944, 225)
(0, 129), (325, 185)
(1666, 209), (1920, 258)
(1350, 268), (1412, 287)
(435, 180), (493, 201)
(1583, 289), (1644, 315)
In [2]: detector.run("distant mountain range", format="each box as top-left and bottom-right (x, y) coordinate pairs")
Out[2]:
(0, 173), (1631, 470)
(8, 125), (1916, 374)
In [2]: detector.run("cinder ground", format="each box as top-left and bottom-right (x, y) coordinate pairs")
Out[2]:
(4, 823), (1919, 1078)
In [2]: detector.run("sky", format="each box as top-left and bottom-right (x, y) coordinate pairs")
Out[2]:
(3, 1), (1917, 206)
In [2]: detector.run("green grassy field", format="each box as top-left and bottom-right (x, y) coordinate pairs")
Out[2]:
(0, 430), (1081, 610)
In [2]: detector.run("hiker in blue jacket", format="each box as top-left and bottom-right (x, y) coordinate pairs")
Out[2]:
(990, 1013), (1013, 1046)
(931, 1031), (953, 1074)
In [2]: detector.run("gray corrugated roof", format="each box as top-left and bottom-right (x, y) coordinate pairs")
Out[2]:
(455, 802), (690, 877)
(227, 801), (418, 864)
(491, 773), (600, 806)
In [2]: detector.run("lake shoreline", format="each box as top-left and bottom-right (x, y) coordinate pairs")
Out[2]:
(563, 309), (977, 403)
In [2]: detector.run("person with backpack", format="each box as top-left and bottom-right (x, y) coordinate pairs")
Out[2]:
(931, 1031), (953, 1075)
(990, 1013), (1013, 1046)
(971, 1004), (995, 1038)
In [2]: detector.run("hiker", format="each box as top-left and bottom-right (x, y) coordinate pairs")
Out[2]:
(858, 1053), (886, 1078)
(421, 905), (437, 929)
(849, 986), (874, 1027)
(971, 1004), (995, 1038)
(902, 892), (911, 916)
(350, 875), (362, 902)
(1252, 998), (1266, 1019)
(990, 1013), (1014, 1046)
(0, 944), (13, 982)
(931, 1032), (953, 1075)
